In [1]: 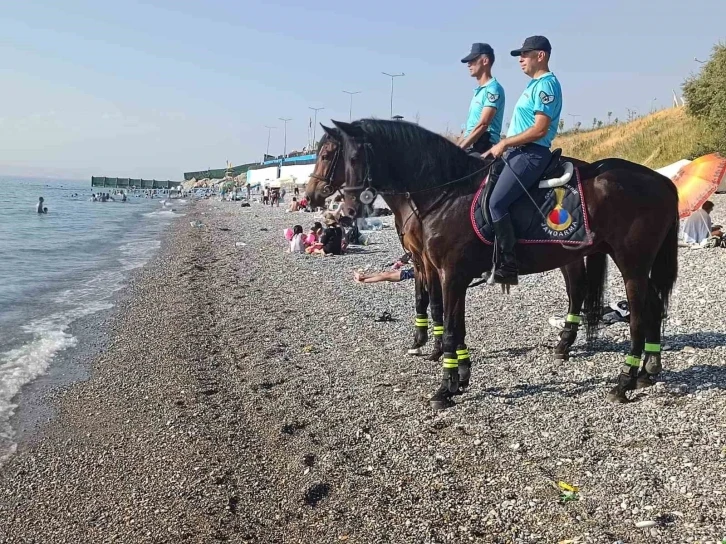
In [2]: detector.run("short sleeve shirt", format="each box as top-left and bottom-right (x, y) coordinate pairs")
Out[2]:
(464, 77), (505, 144)
(506, 72), (562, 148)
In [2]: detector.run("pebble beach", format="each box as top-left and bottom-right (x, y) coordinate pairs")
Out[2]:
(1, 197), (726, 544)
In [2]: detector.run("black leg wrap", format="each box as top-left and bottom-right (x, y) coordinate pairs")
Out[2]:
(428, 335), (444, 361)
(637, 353), (662, 389)
(456, 362), (471, 394)
(429, 363), (459, 411)
(607, 365), (638, 403)
(554, 325), (579, 360)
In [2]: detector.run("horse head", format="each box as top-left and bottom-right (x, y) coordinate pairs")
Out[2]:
(304, 125), (345, 209)
(330, 120), (371, 222)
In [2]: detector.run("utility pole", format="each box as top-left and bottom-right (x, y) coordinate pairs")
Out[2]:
(342, 90), (361, 121)
(382, 72), (405, 119)
(278, 117), (291, 157)
(264, 125), (276, 159)
(308, 107), (324, 148)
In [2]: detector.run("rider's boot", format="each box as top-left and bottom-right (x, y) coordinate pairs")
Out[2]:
(492, 215), (519, 286)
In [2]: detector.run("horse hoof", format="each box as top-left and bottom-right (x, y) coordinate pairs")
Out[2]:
(429, 398), (456, 410)
(607, 388), (632, 403)
(636, 377), (655, 389)
(428, 351), (443, 362)
(407, 347), (423, 356)
(453, 384), (469, 396)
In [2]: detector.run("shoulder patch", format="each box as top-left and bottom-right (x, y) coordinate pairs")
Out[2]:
(486, 92), (500, 102)
(539, 90), (555, 105)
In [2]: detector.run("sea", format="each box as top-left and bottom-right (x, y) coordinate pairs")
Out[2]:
(0, 177), (185, 462)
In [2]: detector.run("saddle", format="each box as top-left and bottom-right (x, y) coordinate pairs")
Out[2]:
(470, 149), (591, 246)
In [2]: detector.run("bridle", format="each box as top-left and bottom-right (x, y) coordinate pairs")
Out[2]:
(308, 141), (342, 198)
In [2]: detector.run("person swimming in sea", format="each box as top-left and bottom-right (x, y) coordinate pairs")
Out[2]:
(36, 197), (48, 214)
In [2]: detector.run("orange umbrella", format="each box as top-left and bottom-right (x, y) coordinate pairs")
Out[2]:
(672, 153), (726, 218)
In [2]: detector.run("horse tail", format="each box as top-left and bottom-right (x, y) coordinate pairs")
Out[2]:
(651, 216), (679, 320)
(584, 252), (607, 342)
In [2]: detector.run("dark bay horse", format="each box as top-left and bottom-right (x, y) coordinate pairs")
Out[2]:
(316, 119), (678, 410)
(306, 131), (609, 369)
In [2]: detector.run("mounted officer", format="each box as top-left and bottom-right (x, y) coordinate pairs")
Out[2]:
(483, 35), (563, 286)
(458, 43), (505, 155)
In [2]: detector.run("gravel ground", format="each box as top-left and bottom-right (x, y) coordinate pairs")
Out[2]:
(1, 196), (726, 544)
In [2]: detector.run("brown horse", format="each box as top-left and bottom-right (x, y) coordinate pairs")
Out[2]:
(306, 130), (607, 369)
(313, 119), (678, 410)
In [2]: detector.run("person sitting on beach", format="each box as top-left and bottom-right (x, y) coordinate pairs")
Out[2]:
(288, 197), (300, 212)
(314, 213), (344, 255)
(289, 225), (306, 253)
(682, 201), (719, 244)
(37, 197), (47, 213)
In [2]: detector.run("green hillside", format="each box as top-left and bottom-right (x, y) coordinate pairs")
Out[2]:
(553, 107), (707, 169)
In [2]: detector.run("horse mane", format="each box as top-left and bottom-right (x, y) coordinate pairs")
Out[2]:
(354, 119), (488, 193)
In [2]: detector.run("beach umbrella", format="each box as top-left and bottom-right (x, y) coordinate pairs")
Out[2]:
(673, 153), (726, 218)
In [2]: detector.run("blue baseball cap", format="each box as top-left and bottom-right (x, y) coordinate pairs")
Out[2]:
(510, 36), (552, 56)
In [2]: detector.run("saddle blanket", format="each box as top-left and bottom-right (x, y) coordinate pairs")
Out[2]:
(470, 166), (592, 246)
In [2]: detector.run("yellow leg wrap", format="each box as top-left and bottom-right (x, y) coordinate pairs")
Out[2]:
(433, 324), (444, 337)
(566, 314), (582, 324)
(644, 343), (660, 353)
(625, 355), (640, 368)
(456, 348), (470, 363)
(442, 357), (458, 369)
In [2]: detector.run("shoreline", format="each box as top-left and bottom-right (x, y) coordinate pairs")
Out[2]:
(1, 198), (725, 543)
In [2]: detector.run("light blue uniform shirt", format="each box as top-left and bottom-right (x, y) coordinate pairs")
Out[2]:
(463, 77), (505, 144)
(506, 72), (562, 148)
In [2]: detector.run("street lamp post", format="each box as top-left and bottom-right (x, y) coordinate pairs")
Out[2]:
(308, 107), (324, 148)
(278, 117), (291, 157)
(382, 72), (405, 119)
(342, 90), (361, 121)
(264, 125), (276, 159)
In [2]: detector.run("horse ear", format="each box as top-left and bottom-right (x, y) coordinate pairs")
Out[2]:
(320, 124), (339, 139)
(332, 120), (364, 139)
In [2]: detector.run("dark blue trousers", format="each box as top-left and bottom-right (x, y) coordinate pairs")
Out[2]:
(489, 144), (552, 222)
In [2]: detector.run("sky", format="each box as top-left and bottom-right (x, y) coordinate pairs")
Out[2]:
(0, 0), (724, 180)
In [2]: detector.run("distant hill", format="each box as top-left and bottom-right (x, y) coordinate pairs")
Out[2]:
(553, 108), (707, 169)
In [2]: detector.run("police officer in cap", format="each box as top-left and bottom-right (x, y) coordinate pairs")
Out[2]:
(458, 43), (506, 155)
(483, 35), (563, 286)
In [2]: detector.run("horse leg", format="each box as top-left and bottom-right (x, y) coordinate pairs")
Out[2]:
(428, 271), (444, 361)
(407, 270), (430, 356)
(608, 271), (648, 403)
(429, 277), (467, 410)
(637, 281), (664, 388)
(554, 262), (585, 361)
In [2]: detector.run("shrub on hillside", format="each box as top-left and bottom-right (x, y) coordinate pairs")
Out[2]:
(683, 43), (726, 156)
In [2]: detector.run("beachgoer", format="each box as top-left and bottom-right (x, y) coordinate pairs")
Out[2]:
(354, 267), (415, 283)
(458, 43), (505, 155)
(36, 197), (47, 213)
(315, 213), (343, 255)
(288, 197), (300, 212)
(290, 225), (306, 253)
(483, 35), (563, 285)
(682, 200), (717, 244)
(294, 186), (300, 197)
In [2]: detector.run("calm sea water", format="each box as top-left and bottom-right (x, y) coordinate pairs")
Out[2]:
(0, 177), (185, 461)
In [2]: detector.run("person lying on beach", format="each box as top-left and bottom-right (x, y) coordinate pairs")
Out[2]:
(354, 267), (415, 283)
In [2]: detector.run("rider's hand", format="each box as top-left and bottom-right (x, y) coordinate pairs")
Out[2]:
(484, 141), (508, 159)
